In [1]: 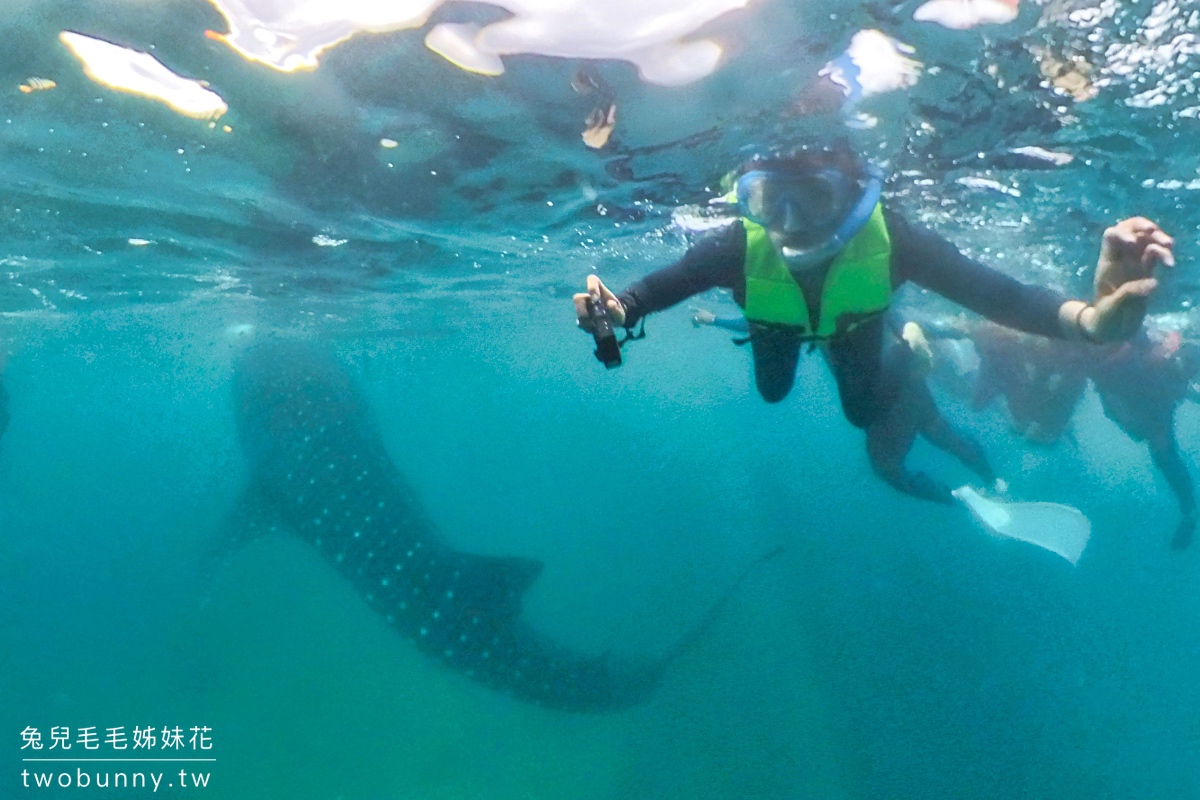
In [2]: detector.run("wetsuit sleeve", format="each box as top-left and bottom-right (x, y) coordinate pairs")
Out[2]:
(887, 210), (1067, 339)
(617, 223), (746, 328)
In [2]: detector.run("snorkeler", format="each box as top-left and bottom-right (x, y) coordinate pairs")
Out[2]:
(695, 308), (999, 503)
(923, 316), (1091, 444)
(573, 143), (1175, 505)
(1092, 332), (1199, 548)
(924, 318), (1199, 549)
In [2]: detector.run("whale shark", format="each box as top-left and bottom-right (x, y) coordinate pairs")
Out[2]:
(226, 340), (688, 712)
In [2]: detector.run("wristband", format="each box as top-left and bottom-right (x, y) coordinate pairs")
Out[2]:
(1074, 303), (1101, 344)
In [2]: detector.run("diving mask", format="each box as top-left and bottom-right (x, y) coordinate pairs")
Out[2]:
(735, 167), (856, 231)
(736, 165), (884, 265)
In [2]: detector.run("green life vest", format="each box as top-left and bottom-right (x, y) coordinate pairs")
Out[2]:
(742, 203), (892, 340)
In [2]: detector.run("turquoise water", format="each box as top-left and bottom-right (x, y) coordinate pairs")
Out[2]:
(4, 0), (1200, 797)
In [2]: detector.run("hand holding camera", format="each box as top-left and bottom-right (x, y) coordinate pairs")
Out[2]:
(573, 275), (626, 369)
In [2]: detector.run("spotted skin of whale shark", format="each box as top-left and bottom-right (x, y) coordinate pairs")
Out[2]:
(228, 340), (667, 712)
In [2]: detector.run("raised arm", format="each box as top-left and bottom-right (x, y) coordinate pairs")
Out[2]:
(889, 213), (1174, 344)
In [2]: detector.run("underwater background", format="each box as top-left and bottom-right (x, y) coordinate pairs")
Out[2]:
(3, 0), (1200, 797)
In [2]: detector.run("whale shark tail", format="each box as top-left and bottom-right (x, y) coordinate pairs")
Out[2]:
(588, 544), (787, 711)
(661, 545), (785, 666)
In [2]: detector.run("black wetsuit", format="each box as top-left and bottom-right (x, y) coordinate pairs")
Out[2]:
(618, 209), (1067, 428)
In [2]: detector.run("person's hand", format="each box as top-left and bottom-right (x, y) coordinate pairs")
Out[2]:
(901, 322), (934, 374)
(573, 275), (625, 332)
(691, 308), (716, 327)
(1082, 218), (1175, 342)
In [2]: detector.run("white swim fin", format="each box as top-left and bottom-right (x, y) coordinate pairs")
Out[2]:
(952, 485), (1091, 565)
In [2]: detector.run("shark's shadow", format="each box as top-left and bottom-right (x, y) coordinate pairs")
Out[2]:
(224, 339), (676, 712)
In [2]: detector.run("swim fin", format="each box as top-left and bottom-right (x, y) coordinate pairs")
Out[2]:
(952, 485), (1091, 565)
